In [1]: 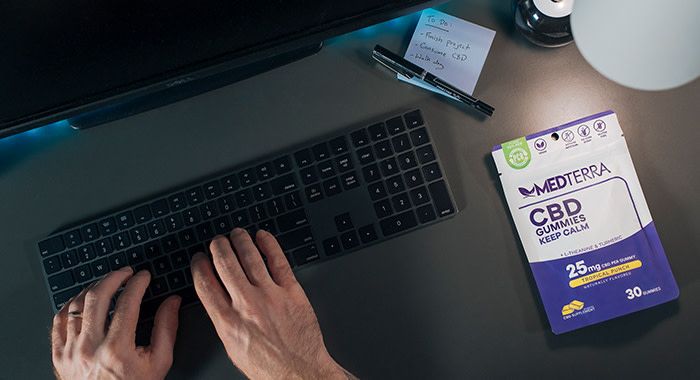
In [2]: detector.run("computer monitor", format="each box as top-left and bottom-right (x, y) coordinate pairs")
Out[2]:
(0, 0), (444, 138)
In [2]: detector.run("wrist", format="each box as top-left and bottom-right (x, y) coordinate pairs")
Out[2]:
(316, 354), (355, 380)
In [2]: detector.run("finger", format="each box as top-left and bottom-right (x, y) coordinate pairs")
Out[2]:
(191, 252), (232, 322)
(81, 266), (134, 338)
(229, 228), (272, 286)
(106, 270), (151, 344)
(51, 300), (72, 358)
(209, 234), (250, 294)
(255, 230), (297, 287)
(66, 287), (90, 339)
(149, 295), (181, 370)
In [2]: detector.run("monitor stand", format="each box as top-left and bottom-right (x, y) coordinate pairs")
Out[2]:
(69, 42), (323, 130)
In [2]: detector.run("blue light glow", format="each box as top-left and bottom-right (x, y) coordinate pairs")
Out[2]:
(327, 10), (422, 44)
(0, 120), (73, 144)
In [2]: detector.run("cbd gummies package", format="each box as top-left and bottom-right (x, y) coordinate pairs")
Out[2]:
(492, 111), (678, 334)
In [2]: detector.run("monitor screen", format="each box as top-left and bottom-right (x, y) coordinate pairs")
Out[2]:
(1, 0), (434, 133)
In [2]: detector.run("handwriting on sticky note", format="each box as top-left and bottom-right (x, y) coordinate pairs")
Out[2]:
(399, 9), (495, 96)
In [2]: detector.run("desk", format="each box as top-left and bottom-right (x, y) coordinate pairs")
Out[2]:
(1, 1), (698, 378)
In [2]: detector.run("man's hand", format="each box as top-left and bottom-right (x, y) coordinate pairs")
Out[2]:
(51, 267), (181, 380)
(191, 228), (351, 379)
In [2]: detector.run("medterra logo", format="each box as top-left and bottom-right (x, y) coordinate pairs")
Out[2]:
(502, 137), (531, 170)
(518, 162), (612, 198)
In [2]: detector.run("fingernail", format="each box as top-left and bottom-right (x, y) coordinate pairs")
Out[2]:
(119, 266), (134, 273)
(192, 252), (204, 261)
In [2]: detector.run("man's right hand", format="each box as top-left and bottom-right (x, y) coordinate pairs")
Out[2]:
(190, 228), (353, 379)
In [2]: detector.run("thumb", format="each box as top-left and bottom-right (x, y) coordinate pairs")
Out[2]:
(149, 295), (181, 370)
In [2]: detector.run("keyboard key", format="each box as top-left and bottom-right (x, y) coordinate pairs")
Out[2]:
(410, 127), (430, 146)
(161, 234), (180, 253)
(153, 256), (172, 276)
(150, 199), (169, 218)
(340, 230), (359, 249)
(334, 213), (353, 232)
(294, 149), (314, 167)
(80, 224), (100, 242)
(54, 286), (82, 309)
(410, 186), (431, 206)
(266, 197), (286, 217)
(168, 193), (187, 212)
(109, 252), (128, 270)
(126, 245), (145, 265)
(300, 166), (319, 185)
(182, 207), (202, 226)
(368, 181), (387, 200)
(391, 134), (411, 153)
(167, 270), (187, 289)
(147, 219), (166, 238)
(74, 264), (92, 283)
(379, 157), (399, 176)
(231, 210), (250, 228)
(404, 169), (424, 188)
(203, 181), (222, 199)
(305, 184), (323, 203)
(258, 219), (277, 234)
(63, 230), (82, 248)
(248, 204), (266, 223)
(323, 237), (342, 256)
(374, 140), (393, 159)
(356, 146), (375, 165)
(322, 177), (342, 197)
(329, 136), (348, 155)
(134, 261), (153, 276)
(380, 210), (418, 237)
(178, 228), (197, 246)
(374, 199), (393, 218)
(221, 175), (240, 193)
(39, 236), (66, 256)
(149, 277), (169, 297)
(133, 205), (153, 223)
(256, 162), (274, 180)
(276, 209), (309, 232)
(112, 231), (131, 250)
(60, 250), (79, 268)
(95, 238), (114, 256)
(238, 168), (257, 187)
(312, 142), (330, 161)
(391, 193), (411, 212)
(362, 163), (381, 183)
(317, 160), (335, 179)
(234, 189), (253, 208)
(270, 174), (297, 195)
(43, 256), (62, 274)
(279, 226), (314, 250)
(77, 245), (96, 262)
(358, 224), (378, 243)
(187, 244), (206, 258)
(368, 122), (387, 141)
(284, 191), (302, 210)
(351, 129), (370, 147)
(98, 219), (119, 238)
(213, 215), (232, 234)
(335, 154), (353, 172)
(397, 151), (418, 170)
(416, 204), (437, 223)
(386, 116), (406, 135)
(252, 182), (273, 202)
(200, 201), (219, 219)
(273, 156), (293, 174)
(145, 242), (162, 259)
(186, 186), (206, 204)
(386, 175), (406, 194)
(404, 110), (424, 128)
(116, 211), (135, 230)
(416, 145), (436, 164)
(341, 171), (360, 190)
(428, 180), (455, 217)
(91, 258), (110, 276)
(293, 244), (320, 265)
(422, 163), (442, 182)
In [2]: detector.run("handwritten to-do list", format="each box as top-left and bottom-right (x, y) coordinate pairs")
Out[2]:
(399, 9), (495, 96)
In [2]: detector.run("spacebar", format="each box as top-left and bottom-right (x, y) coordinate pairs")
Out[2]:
(380, 211), (418, 236)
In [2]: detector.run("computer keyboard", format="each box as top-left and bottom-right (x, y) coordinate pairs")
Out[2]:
(37, 109), (457, 323)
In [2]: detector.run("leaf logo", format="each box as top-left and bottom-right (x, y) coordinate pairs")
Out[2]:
(518, 187), (535, 198)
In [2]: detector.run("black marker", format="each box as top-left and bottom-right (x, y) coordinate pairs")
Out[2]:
(372, 44), (494, 117)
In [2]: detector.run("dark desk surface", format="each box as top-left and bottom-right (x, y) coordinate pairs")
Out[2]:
(1, 1), (698, 378)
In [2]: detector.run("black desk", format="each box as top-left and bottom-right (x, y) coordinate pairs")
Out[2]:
(1, 1), (698, 378)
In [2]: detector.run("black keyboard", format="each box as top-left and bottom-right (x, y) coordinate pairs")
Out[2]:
(38, 109), (457, 321)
